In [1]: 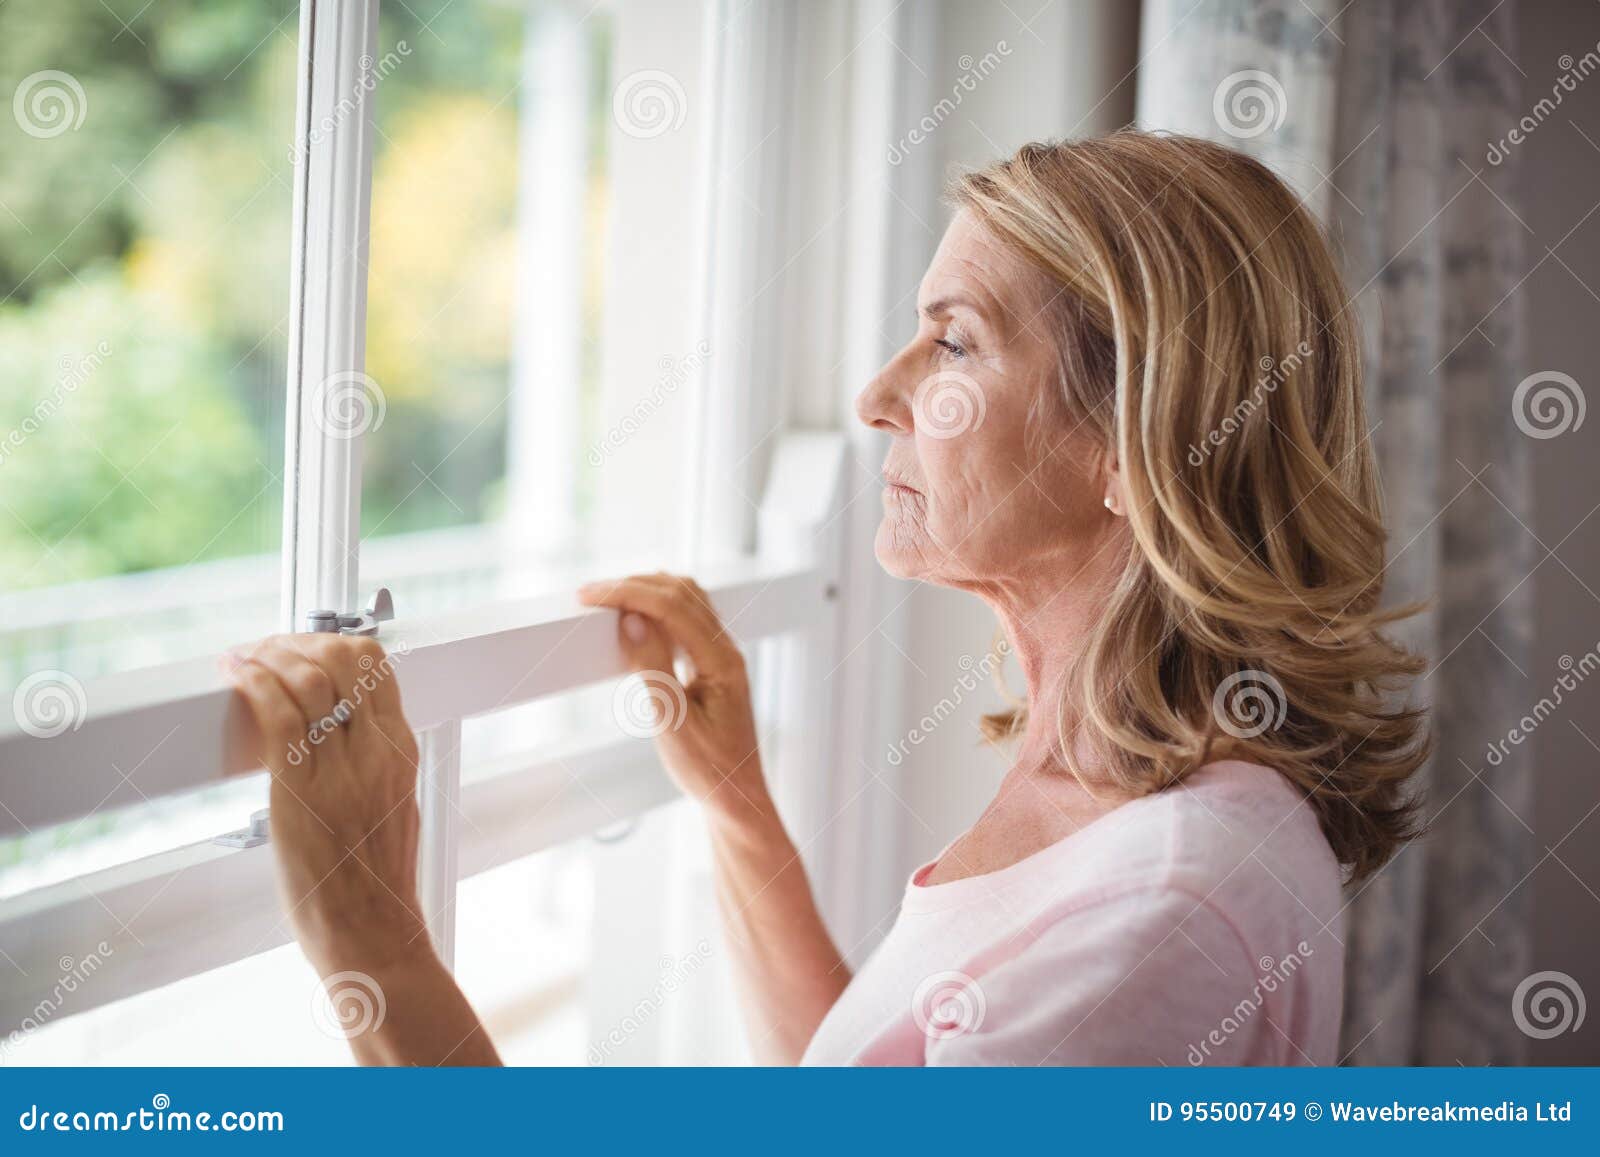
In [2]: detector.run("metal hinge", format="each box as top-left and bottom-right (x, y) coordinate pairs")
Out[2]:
(304, 587), (394, 637)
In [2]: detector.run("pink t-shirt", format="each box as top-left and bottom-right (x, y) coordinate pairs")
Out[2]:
(801, 760), (1345, 1066)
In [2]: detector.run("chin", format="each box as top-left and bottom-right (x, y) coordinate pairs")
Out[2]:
(872, 526), (914, 578)
(872, 518), (941, 582)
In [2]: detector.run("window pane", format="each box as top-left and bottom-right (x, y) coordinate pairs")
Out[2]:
(360, 0), (708, 621)
(0, 1), (297, 691)
(0, 2), (298, 882)
(5, 843), (591, 1064)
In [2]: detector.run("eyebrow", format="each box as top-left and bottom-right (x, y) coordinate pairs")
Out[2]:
(919, 294), (987, 321)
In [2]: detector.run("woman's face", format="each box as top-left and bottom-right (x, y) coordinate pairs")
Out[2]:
(855, 210), (1115, 595)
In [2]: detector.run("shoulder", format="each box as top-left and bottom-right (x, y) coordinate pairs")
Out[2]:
(1033, 760), (1344, 969)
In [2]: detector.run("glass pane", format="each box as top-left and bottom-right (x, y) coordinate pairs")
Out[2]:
(360, 0), (707, 623)
(454, 843), (593, 1064)
(0, 2), (296, 888)
(0, 1), (297, 688)
(6, 843), (591, 1064)
(2, 942), (349, 1066)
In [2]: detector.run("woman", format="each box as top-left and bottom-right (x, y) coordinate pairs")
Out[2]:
(224, 132), (1427, 1066)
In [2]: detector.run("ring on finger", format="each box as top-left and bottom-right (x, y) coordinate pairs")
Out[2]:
(308, 699), (353, 739)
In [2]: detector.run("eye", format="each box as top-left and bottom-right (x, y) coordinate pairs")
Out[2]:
(934, 337), (967, 360)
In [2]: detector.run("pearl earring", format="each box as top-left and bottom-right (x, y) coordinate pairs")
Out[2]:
(1103, 495), (1117, 514)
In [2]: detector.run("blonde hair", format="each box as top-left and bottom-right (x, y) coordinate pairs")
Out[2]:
(954, 132), (1429, 883)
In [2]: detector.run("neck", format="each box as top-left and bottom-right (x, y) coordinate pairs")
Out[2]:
(978, 541), (1126, 781)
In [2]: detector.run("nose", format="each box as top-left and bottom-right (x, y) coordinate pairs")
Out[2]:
(854, 344), (917, 435)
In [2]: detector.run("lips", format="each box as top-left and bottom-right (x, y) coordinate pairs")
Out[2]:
(882, 474), (921, 495)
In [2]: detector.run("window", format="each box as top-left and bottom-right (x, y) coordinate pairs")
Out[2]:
(1, 0), (907, 1067)
(0, 5), (298, 692)
(0, 0), (298, 919)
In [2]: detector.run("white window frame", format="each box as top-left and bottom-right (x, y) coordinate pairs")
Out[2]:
(0, 0), (937, 1049)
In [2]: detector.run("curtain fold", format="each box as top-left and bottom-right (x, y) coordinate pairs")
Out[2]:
(1136, 0), (1534, 1064)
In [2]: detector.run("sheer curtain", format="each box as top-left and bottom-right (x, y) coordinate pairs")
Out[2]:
(1137, 0), (1536, 1064)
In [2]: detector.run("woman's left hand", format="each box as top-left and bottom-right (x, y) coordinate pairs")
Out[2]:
(223, 632), (501, 1065)
(221, 633), (428, 976)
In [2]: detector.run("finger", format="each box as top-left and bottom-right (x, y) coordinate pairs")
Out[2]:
(578, 575), (744, 681)
(225, 658), (318, 781)
(296, 633), (406, 722)
(246, 637), (346, 739)
(618, 610), (677, 680)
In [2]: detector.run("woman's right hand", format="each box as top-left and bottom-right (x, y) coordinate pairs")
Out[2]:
(581, 572), (849, 1063)
(577, 573), (768, 814)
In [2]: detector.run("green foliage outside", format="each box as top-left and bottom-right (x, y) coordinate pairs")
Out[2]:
(0, 1), (608, 592)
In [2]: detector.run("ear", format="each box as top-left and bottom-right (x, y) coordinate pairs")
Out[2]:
(1100, 448), (1124, 517)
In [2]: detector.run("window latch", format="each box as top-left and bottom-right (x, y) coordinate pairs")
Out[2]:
(213, 807), (270, 849)
(304, 587), (394, 637)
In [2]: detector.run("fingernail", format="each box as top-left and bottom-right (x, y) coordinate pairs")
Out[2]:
(621, 613), (648, 644)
